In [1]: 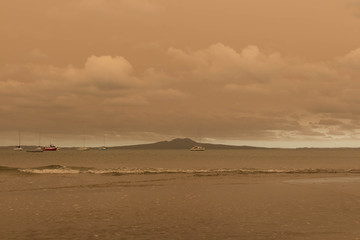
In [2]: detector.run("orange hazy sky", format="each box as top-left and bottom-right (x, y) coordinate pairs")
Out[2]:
(1, 0), (360, 147)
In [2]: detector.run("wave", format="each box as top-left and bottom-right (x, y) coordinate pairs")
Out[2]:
(0, 166), (20, 173)
(1, 165), (360, 175)
(0, 165), (93, 174)
(20, 165), (94, 174)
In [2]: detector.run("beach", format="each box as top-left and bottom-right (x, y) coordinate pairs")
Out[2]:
(1, 149), (360, 239)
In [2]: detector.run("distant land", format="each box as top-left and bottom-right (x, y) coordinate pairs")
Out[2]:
(114, 138), (266, 150)
(0, 138), (265, 150)
(2, 138), (360, 149)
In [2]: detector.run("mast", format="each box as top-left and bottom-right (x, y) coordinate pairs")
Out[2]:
(98, 134), (108, 150)
(18, 131), (21, 147)
(104, 134), (106, 147)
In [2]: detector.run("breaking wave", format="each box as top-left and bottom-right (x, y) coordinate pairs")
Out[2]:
(1, 165), (360, 175)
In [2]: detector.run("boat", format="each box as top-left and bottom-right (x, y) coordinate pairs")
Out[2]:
(190, 145), (205, 151)
(13, 145), (23, 151)
(77, 147), (89, 151)
(27, 133), (44, 152)
(13, 131), (23, 151)
(191, 125), (205, 151)
(98, 135), (108, 150)
(27, 146), (43, 152)
(43, 144), (57, 151)
(77, 135), (89, 151)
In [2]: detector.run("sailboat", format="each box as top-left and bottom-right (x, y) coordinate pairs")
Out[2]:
(42, 136), (57, 151)
(27, 146), (43, 152)
(77, 146), (89, 151)
(13, 145), (23, 151)
(77, 136), (89, 151)
(98, 135), (108, 150)
(190, 125), (206, 151)
(27, 133), (43, 152)
(190, 145), (205, 151)
(13, 131), (23, 151)
(43, 144), (57, 151)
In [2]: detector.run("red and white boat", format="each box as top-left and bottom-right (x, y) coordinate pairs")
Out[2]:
(42, 144), (57, 151)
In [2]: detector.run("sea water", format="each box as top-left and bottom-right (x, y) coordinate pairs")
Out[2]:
(1, 149), (360, 239)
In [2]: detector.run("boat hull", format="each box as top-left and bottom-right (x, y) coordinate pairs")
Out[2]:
(43, 147), (57, 151)
(190, 146), (205, 151)
(77, 147), (89, 151)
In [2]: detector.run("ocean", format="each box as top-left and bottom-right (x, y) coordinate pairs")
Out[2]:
(1, 148), (360, 240)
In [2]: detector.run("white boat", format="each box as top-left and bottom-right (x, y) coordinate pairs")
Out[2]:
(27, 146), (43, 152)
(98, 135), (108, 150)
(13, 146), (23, 151)
(191, 125), (205, 151)
(13, 131), (23, 151)
(77, 135), (89, 151)
(27, 134), (44, 152)
(77, 147), (89, 151)
(190, 145), (205, 151)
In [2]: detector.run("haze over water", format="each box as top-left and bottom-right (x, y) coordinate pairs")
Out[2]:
(3, 0), (360, 239)
(2, 148), (360, 239)
(2, 0), (360, 147)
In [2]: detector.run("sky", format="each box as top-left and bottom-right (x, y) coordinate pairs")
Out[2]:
(1, 0), (360, 147)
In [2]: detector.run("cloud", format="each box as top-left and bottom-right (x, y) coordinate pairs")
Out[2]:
(349, 1), (360, 17)
(82, 55), (138, 90)
(2, 44), (360, 144)
(163, 44), (360, 140)
(29, 49), (48, 61)
(0, 56), (138, 115)
(337, 48), (360, 69)
(167, 43), (285, 84)
(103, 96), (149, 106)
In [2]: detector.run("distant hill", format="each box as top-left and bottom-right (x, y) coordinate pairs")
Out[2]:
(0, 138), (267, 150)
(114, 138), (265, 150)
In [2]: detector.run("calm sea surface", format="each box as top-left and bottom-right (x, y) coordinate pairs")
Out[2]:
(1, 149), (360, 239)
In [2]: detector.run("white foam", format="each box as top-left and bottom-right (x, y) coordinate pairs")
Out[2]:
(16, 167), (360, 175)
(20, 169), (81, 174)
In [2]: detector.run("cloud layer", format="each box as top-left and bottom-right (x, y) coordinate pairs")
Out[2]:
(2, 43), (360, 145)
(1, 0), (360, 146)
